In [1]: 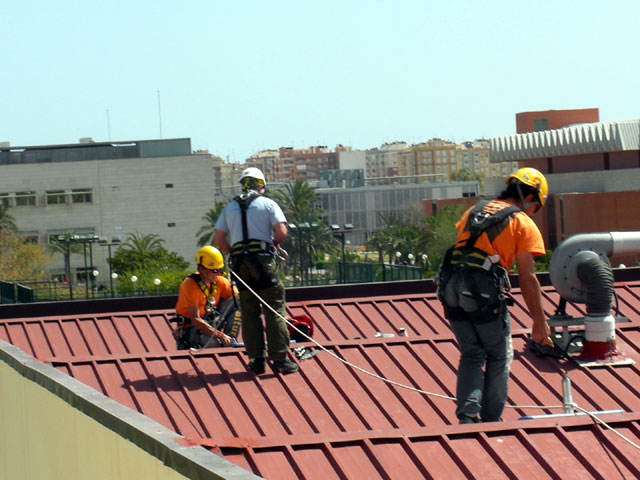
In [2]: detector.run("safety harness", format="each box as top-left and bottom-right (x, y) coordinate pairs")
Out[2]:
(437, 199), (520, 321)
(172, 273), (216, 326)
(229, 191), (276, 256)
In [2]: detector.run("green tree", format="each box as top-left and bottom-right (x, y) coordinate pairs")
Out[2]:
(196, 201), (226, 247)
(367, 212), (423, 264)
(0, 204), (17, 233)
(270, 180), (320, 224)
(110, 232), (189, 294)
(450, 167), (484, 183)
(271, 181), (339, 283)
(0, 231), (51, 281)
(416, 204), (467, 274)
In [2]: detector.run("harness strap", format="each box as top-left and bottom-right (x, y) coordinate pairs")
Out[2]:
(230, 239), (274, 256)
(188, 273), (217, 300)
(438, 200), (520, 313)
(234, 191), (259, 244)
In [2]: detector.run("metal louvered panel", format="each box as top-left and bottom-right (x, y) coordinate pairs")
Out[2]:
(490, 119), (640, 162)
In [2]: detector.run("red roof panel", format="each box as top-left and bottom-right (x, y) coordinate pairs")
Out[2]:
(2, 278), (640, 478)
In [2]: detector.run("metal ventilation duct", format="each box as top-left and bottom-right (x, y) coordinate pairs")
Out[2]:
(549, 232), (640, 304)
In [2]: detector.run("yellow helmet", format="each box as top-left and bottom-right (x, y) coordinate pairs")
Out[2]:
(195, 246), (224, 269)
(506, 167), (548, 207)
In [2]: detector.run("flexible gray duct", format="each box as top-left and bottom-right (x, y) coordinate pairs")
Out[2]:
(550, 232), (640, 304)
(575, 256), (614, 316)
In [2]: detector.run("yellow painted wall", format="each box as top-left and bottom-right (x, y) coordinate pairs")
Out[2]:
(0, 360), (193, 480)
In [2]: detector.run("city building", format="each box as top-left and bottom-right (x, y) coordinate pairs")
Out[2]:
(365, 141), (406, 179)
(0, 138), (214, 284)
(516, 107), (599, 133)
(456, 140), (519, 179)
(277, 145), (341, 182)
(488, 116), (640, 264)
(318, 181), (478, 245)
(245, 149), (279, 183)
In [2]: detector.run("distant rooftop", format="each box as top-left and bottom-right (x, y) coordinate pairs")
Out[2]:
(490, 119), (640, 162)
(0, 138), (192, 165)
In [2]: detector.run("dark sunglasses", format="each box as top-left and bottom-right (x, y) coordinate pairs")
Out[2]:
(204, 268), (222, 274)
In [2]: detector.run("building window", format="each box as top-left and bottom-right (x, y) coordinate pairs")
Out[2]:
(112, 186), (120, 191)
(165, 184), (174, 188)
(19, 231), (39, 244)
(46, 190), (67, 205)
(168, 222), (176, 227)
(533, 118), (549, 131)
(0, 193), (10, 208)
(15, 191), (36, 207)
(72, 188), (93, 204)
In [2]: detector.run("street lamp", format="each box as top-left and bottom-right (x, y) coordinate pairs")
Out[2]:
(330, 224), (353, 283)
(92, 270), (99, 297)
(407, 253), (415, 265)
(100, 236), (121, 298)
(395, 251), (402, 264)
(131, 275), (138, 295)
(154, 278), (161, 294)
(421, 253), (429, 270)
(69, 233), (100, 299)
(54, 234), (74, 300)
(288, 223), (303, 285)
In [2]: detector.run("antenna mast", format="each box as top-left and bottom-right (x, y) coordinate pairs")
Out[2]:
(157, 89), (163, 139)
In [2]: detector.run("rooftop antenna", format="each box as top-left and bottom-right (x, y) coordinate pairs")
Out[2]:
(157, 89), (163, 139)
(106, 108), (111, 141)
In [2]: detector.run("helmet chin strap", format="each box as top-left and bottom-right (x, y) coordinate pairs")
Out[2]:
(516, 183), (539, 211)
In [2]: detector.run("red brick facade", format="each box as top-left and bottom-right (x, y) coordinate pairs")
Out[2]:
(516, 108), (599, 134)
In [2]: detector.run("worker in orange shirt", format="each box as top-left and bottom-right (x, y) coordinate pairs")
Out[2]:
(173, 246), (240, 349)
(438, 167), (552, 424)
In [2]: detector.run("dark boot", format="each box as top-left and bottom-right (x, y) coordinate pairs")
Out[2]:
(271, 359), (299, 374)
(458, 415), (481, 424)
(248, 358), (266, 375)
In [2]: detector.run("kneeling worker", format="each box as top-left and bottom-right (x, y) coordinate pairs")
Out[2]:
(174, 246), (240, 349)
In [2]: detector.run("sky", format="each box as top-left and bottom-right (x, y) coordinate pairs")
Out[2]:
(2, 0), (639, 163)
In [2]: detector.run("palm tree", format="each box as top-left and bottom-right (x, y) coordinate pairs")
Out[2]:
(271, 181), (339, 283)
(270, 181), (319, 225)
(196, 202), (226, 247)
(47, 233), (84, 287)
(120, 232), (165, 255)
(0, 203), (17, 233)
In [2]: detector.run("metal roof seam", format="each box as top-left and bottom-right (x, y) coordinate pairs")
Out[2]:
(475, 431), (520, 478)
(189, 353), (243, 438)
(164, 356), (219, 438)
(573, 405), (640, 453)
(268, 361), (323, 435)
(138, 356), (186, 434)
(297, 348), (352, 432)
(316, 344), (374, 430)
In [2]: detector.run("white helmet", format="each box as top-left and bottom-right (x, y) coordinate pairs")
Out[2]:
(239, 167), (266, 191)
(240, 167), (266, 184)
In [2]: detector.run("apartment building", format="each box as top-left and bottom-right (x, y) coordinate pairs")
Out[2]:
(456, 140), (518, 179)
(245, 149), (279, 183)
(397, 139), (456, 183)
(277, 146), (341, 182)
(365, 141), (405, 179)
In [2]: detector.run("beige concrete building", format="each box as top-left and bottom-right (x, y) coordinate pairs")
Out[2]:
(0, 138), (214, 285)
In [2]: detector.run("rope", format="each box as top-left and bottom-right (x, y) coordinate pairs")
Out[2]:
(228, 265), (640, 451)
(573, 404), (640, 450)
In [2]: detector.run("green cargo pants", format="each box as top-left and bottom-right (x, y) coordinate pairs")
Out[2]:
(233, 252), (290, 362)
